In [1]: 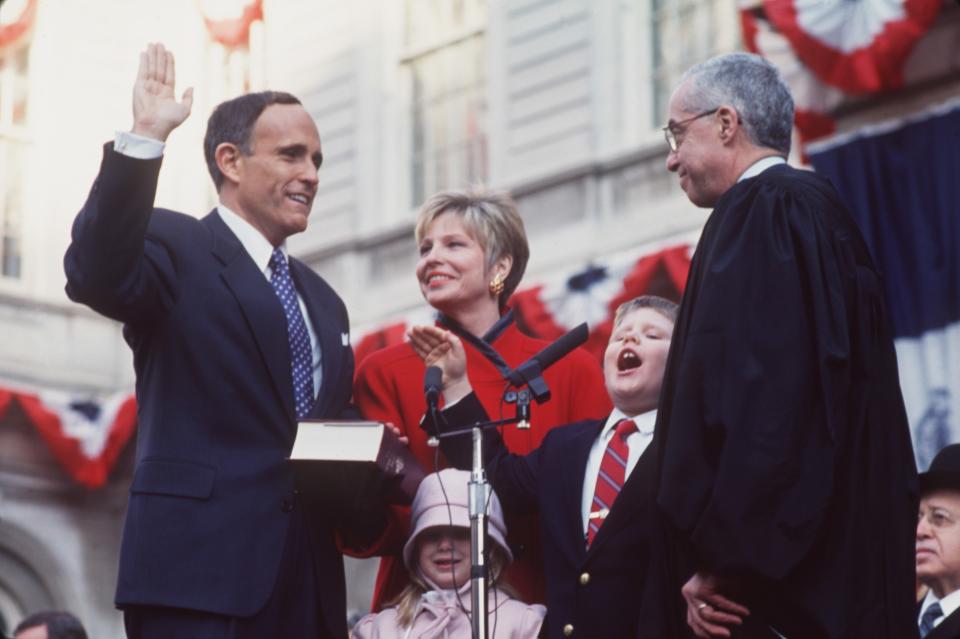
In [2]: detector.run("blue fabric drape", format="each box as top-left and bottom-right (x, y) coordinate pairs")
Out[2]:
(809, 104), (960, 339)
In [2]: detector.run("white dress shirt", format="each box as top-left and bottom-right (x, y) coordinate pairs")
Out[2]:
(113, 131), (322, 398)
(580, 408), (656, 535)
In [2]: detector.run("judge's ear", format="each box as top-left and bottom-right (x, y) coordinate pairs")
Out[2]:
(215, 142), (244, 187)
(716, 106), (740, 144)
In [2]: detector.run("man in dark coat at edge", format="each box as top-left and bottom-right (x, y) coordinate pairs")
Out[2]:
(654, 51), (919, 638)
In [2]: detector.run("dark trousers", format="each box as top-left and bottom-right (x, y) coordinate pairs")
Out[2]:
(123, 505), (329, 639)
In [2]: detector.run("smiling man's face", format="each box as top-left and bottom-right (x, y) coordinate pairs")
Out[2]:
(603, 307), (673, 416)
(232, 103), (323, 246)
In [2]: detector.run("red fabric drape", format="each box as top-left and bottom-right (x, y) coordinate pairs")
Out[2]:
(199, 0), (263, 48)
(763, 0), (941, 94)
(3, 389), (137, 489)
(0, 0), (37, 50)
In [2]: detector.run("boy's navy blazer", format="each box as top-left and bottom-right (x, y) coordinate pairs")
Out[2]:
(64, 145), (358, 635)
(434, 393), (682, 639)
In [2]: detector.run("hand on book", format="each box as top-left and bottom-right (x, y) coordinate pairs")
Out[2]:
(384, 422), (409, 446)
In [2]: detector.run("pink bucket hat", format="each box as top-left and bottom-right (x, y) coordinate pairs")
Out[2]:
(402, 468), (513, 571)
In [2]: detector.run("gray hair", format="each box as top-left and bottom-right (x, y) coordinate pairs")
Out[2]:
(680, 52), (794, 155)
(414, 189), (530, 306)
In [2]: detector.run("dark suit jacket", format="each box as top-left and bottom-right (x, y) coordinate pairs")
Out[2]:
(64, 145), (361, 635)
(431, 394), (683, 639)
(926, 606), (960, 639)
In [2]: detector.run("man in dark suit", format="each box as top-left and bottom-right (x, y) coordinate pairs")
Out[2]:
(917, 445), (960, 639)
(656, 51), (918, 638)
(63, 43), (379, 638)
(408, 295), (685, 638)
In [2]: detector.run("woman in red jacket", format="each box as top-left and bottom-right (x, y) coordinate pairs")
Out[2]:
(349, 189), (611, 611)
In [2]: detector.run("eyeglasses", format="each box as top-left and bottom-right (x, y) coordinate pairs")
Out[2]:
(662, 108), (718, 152)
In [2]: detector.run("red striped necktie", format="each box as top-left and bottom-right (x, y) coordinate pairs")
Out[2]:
(587, 418), (637, 548)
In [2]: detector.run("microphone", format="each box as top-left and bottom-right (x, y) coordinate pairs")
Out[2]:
(424, 365), (443, 411)
(507, 323), (589, 403)
(424, 366), (444, 447)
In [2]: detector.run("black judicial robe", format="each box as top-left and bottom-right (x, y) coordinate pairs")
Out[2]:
(655, 163), (919, 638)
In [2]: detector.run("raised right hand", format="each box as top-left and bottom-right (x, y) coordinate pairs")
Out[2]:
(131, 42), (193, 142)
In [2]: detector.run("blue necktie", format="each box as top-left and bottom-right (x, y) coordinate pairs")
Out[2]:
(269, 248), (314, 419)
(920, 601), (942, 638)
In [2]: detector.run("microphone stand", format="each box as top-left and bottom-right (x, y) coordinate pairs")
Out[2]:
(427, 322), (585, 637)
(432, 410), (525, 639)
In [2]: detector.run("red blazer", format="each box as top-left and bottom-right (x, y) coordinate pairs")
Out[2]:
(350, 314), (611, 609)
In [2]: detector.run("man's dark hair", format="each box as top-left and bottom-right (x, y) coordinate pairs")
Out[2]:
(203, 91), (302, 191)
(13, 611), (87, 639)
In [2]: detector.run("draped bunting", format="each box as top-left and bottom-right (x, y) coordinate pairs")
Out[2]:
(198, 0), (263, 48)
(808, 101), (960, 469)
(762, 0), (941, 94)
(740, 0), (942, 152)
(0, 0), (37, 50)
(0, 385), (137, 489)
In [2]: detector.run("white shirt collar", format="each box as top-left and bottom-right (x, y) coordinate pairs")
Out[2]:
(922, 587), (960, 625)
(601, 407), (657, 438)
(737, 155), (787, 183)
(216, 203), (286, 275)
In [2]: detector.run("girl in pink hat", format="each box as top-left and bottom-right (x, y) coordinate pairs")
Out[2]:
(351, 469), (545, 638)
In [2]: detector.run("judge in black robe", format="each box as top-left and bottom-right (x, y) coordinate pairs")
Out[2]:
(656, 52), (918, 639)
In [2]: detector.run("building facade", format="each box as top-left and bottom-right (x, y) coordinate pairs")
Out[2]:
(1, 0), (955, 636)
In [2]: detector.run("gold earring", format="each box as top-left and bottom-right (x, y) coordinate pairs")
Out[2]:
(489, 273), (505, 296)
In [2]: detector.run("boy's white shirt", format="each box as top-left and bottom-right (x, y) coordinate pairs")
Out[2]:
(580, 408), (656, 535)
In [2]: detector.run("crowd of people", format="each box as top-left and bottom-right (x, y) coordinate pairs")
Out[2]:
(55, 39), (939, 639)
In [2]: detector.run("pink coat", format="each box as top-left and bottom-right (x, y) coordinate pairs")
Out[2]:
(351, 585), (545, 639)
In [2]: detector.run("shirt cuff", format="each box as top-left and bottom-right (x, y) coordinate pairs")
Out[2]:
(114, 131), (165, 159)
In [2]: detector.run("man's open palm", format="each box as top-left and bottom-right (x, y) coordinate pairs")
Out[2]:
(132, 42), (193, 142)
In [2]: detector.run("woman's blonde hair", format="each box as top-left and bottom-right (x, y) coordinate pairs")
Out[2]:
(414, 189), (530, 306)
(388, 543), (516, 628)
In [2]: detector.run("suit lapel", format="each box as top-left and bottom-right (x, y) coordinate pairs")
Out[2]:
(289, 258), (343, 417)
(204, 211), (296, 424)
(929, 607), (960, 639)
(559, 420), (605, 565)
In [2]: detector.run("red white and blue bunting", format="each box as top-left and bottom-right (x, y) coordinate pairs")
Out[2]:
(762, 0), (941, 94)
(741, 0), (943, 148)
(0, 385), (136, 488)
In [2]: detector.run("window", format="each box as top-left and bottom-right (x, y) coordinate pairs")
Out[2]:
(0, 43), (30, 279)
(650, 0), (739, 128)
(403, 0), (487, 206)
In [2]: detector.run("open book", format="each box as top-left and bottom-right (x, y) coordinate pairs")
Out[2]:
(290, 420), (424, 505)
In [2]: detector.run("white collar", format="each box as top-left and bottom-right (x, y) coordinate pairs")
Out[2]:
(216, 203), (285, 274)
(602, 407), (657, 438)
(737, 155), (787, 182)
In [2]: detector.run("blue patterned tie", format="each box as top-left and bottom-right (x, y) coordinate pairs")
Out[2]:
(920, 601), (942, 638)
(269, 248), (314, 419)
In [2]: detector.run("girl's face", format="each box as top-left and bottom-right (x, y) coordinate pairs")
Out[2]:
(417, 526), (472, 590)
